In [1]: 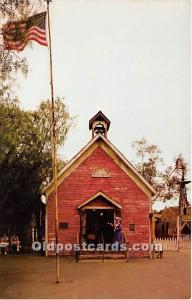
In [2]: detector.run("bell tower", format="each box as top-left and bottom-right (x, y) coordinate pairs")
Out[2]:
(89, 111), (111, 138)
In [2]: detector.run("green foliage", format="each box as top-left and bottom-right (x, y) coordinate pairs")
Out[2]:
(0, 0), (45, 98)
(132, 138), (163, 184)
(132, 138), (189, 204)
(0, 1), (43, 20)
(0, 97), (73, 238)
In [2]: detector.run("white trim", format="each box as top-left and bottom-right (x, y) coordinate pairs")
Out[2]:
(82, 206), (116, 210)
(101, 135), (156, 195)
(42, 134), (99, 194)
(43, 134), (156, 196)
(77, 191), (122, 209)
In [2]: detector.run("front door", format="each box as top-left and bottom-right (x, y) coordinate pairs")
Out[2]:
(85, 209), (115, 244)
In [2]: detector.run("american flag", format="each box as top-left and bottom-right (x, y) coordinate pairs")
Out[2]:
(2, 12), (48, 51)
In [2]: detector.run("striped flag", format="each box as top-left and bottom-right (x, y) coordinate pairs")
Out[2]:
(2, 12), (48, 51)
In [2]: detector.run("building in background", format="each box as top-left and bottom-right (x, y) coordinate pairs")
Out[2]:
(155, 206), (191, 238)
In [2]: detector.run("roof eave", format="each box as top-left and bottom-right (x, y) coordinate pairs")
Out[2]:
(43, 133), (156, 197)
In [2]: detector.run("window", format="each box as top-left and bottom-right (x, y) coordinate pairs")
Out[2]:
(59, 222), (69, 229)
(129, 224), (135, 231)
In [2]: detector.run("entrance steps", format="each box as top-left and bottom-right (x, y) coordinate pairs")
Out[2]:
(79, 250), (126, 260)
(75, 231), (129, 261)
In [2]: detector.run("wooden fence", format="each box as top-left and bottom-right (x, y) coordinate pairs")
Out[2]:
(155, 235), (191, 252)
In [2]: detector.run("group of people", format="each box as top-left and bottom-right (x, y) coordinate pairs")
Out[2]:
(87, 215), (122, 246)
(0, 234), (20, 254)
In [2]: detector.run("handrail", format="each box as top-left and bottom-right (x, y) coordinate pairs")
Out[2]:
(75, 232), (80, 262)
(76, 232), (79, 244)
(122, 231), (128, 244)
(122, 230), (129, 262)
(101, 233), (105, 262)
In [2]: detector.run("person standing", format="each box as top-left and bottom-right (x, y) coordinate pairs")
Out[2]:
(1, 234), (9, 254)
(115, 217), (122, 247)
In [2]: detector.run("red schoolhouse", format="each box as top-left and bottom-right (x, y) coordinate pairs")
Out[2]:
(44, 111), (155, 257)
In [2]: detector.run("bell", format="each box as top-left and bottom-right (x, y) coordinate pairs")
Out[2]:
(94, 123), (105, 134)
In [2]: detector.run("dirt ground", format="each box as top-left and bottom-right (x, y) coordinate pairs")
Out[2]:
(0, 252), (190, 299)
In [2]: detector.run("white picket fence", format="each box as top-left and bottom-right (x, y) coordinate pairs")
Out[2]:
(155, 235), (191, 252)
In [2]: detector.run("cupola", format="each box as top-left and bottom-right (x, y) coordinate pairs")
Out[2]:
(89, 111), (111, 138)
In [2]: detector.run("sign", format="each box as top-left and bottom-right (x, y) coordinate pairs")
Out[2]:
(92, 168), (111, 178)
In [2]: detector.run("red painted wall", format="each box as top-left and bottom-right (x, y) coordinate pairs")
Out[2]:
(47, 145), (151, 257)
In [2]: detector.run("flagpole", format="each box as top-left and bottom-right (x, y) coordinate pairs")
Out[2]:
(46, 0), (60, 283)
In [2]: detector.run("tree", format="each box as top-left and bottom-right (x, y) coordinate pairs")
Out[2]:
(132, 138), (163, 184)
(132, 138), (189, 205)
(0, 97), (74, 244)
(0, 0), (44, 98)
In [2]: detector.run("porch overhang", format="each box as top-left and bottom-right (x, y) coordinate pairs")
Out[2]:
(77, 191), (122, 210)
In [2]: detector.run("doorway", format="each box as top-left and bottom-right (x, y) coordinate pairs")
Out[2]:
(85, 209), (115, 245)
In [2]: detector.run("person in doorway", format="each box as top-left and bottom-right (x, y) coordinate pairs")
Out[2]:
(106, 221), (114, 245)
(94, 219), (101, 245)
(114, 217), (122, 248)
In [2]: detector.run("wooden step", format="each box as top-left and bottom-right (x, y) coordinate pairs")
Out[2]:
(80, 250), (125, 255)
(79, 250), (126, 260)
(79, 254), (125, 259)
